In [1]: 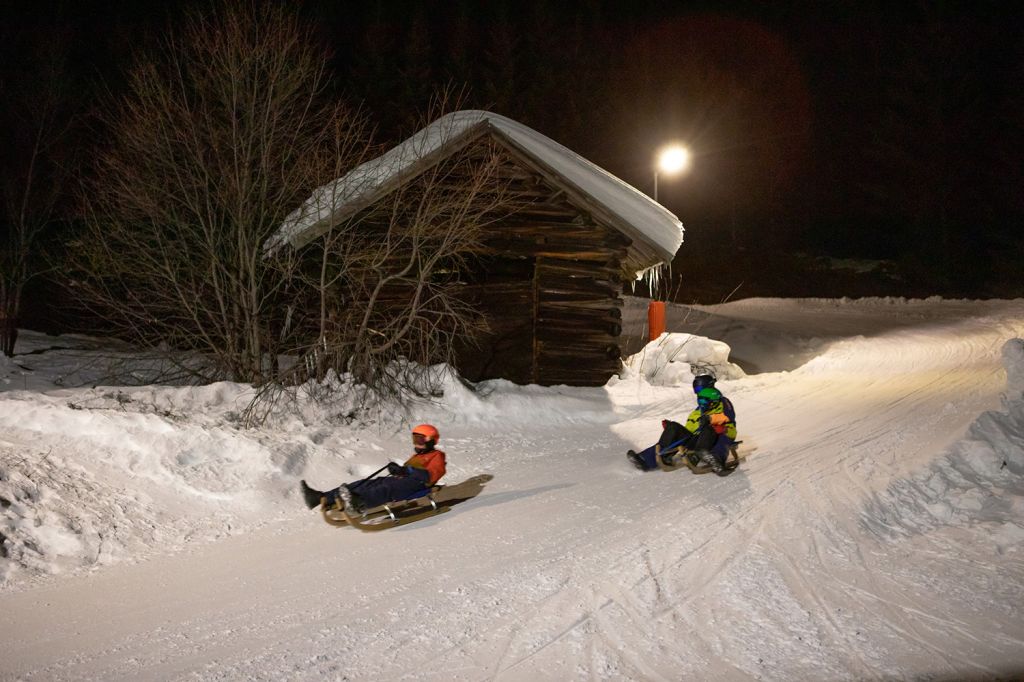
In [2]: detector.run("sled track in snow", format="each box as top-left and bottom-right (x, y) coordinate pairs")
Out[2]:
(2, 300), (1024, 680)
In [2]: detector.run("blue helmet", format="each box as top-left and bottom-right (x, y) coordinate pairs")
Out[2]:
(692, 374), (716, 394)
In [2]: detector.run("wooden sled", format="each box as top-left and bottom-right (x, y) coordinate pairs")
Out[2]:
(320, 474), (493, 532)
(321, 487), (446, 531)
(655, 441), (753, 475)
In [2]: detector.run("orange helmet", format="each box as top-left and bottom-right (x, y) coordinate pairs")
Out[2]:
(411, 424), (440, 443)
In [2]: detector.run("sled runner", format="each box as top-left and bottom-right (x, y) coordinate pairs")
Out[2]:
(655, 441), (753, 475)
(321, 486), (448, 531)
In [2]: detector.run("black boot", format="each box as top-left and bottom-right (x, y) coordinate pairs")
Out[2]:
(697, 450), (724, 475)
(699, 451), (732, 477)
(300, 480), (325, 510)
(627, 450), (646, 471)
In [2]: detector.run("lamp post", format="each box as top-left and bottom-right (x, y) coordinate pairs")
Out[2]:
(648, 144), (690, 318)
(653, 144), (690, 202)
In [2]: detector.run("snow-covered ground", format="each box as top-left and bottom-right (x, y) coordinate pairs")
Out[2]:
(2, 296), (1023, 680)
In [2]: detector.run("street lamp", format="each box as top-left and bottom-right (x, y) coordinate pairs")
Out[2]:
(654, 144), (690, 202)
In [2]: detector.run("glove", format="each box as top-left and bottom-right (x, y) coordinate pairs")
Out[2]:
(387, 462), (406, 476)
(699, 414), (711, 428)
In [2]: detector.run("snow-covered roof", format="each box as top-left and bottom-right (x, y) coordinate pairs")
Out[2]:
(265, 110), (684, 270)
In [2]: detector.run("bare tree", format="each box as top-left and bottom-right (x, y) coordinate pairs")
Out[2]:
(1, 36), (74, 357)
(71, 2), (371, 383)
(316, 140), (508, 397)
(244, 100), (521, 422)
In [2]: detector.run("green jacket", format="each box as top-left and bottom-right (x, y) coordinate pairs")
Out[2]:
(685, 403), (737, 441)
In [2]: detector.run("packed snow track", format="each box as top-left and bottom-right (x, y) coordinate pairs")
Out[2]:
(1, 297), (1023, 680)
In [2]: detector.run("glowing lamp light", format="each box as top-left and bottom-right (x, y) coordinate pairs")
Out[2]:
(658, 146), (691, 174)
(653, 144), (691, 202)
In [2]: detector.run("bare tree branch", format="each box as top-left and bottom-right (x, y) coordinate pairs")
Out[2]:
(70, 2), (372, 384)
(268, 91), (525, 412)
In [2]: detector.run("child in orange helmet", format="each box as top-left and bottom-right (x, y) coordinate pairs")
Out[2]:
(301, 424), (446, 514)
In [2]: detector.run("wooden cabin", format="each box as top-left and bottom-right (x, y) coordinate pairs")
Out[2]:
(269, 111), (683, 387)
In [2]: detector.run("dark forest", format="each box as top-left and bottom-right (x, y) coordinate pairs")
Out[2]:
(3, 0), (1022, 339)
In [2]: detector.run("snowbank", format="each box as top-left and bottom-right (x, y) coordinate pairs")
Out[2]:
(422, 370), (617, 426)
(1005, 337), (1024, 403)
(862, 338), (1024, 546)
(0, 382), (290, 583)
(615, 332), (746, 387)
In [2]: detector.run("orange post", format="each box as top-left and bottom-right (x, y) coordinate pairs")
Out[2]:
(648, 301), (666, 341)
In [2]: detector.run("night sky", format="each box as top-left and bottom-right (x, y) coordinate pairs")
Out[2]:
(4, 0), (1023, 305)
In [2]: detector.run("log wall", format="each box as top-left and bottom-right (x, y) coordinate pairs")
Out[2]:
(454, 170), (632, 386)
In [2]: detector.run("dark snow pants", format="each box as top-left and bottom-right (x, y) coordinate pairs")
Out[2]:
(328, 469), (430, 509)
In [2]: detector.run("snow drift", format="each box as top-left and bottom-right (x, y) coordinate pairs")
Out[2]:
(862, 338), (1024, 544)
